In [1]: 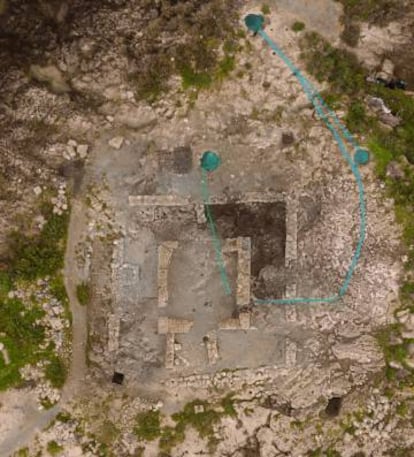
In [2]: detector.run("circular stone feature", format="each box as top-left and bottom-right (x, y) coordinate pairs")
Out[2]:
(201, 150), (221, 172)
(244, 14), (265, 33)
(354, 148), (370, 165)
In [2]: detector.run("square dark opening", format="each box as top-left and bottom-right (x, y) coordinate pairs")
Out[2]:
(159, 146), (193, 174)
(112, 371), (125, 385)
(209, 202), (286, 299)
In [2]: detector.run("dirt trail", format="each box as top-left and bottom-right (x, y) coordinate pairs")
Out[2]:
(0, 198), (88, 456)
(61, 198), (88, 403)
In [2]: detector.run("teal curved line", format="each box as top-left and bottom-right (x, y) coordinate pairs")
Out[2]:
(201, 25), (367, 305)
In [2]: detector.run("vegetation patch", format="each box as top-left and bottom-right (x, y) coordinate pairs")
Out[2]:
(340, 21), (360, 47)
(292, 21), (306, 32)
(127, 0), (241, 102)
(8, 202), (69, 281)
(300, 32), (365, 95)
(336, 0), (404, 25)
(134, 410), (162, 441)
(0, 297), (45, 390)
(76, 282), (90, 306)
(135, 397), (238, 453)
(261, 4), (271, 15)
(45, 354), (67, 388)
(47, 440), (63, 456)
(0, 198), (70, 390)
(172, 400), (222, 438)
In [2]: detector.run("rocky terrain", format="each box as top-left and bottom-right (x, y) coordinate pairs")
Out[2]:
(1, 1), (414, 457)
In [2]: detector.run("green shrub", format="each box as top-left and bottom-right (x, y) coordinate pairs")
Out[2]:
(8, 207), (68, 281)
(292, 21), (305, 32)
(0, 298), (45, 390)
(159, 426), (185, 453)
(337, 0), (403, 24)
(44, 355), (67, 388)
(50, 275), (68, 304)
(180, 65), (213, 90)
(221, 394), (237, 417)
(47, 440), (63, 456)
(345, 101), (370, 133)
(261, 4), (271, 15)
(340, 21), (360, 47)
(134, 410), (161, 441)
(216, 55), (235, 80)
(300, 32), (365, 95)
(172, 401), (221, 439)
(76, 282), (90, 306)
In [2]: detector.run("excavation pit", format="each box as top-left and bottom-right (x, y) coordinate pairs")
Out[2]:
(209, 201), (287, 299)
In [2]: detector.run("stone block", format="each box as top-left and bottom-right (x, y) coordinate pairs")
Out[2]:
(158, 317), (193, 334)
(158, 317), (169, 335)
(107, 314), (120, 352)
(128, 195), (190, 207)
(243, 192), (285, 203)
(205, 332), (219, 365)
(219, 317), (241, 330)
(165, 333), (175, 369)
(222, 238), (238, 253)
(168, 318), (194, 334)
(285, 339), (297, 367)
(239, 312), (251, 330)
(285, 197), (298, 267)
(237, 237), (251, 306)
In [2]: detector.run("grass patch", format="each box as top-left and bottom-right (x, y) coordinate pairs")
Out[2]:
(159, 425), (185, 453)
(158, 396), (237, 453)
(376, 324), (408, 364)
(47, 440), (63, 456)
(129, 0), (240, 102)
(172, 400), (222, 439)
(340, 21), (360, 47)
(134, 410), (161, 441)
(261, 4), (271, 15)
(56, 411), (72, 423)
(76, 282), (90, 306)
(8, 203), (69, 281)
(221, 393), (237, 417)
(0, 199), (70, 391)
(216, 55), (236, 81)
(0, 270), (11, 299)
(396, 401), (409, 417)
(0, 298), (45, 390)
(98, 420), (120, 446)
(300, 31), (365, 95)
(45, 355), (67, 388)
(180, 65), (213, 91)
(336, 0), (403, 25)
(345, 101), (375, 134)
(292, 21), (305, 32)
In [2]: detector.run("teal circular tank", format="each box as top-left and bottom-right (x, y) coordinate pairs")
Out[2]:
(354, 148), (370, 166)
(244, 14), (265, 33)
(201, 151), (221, 172)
